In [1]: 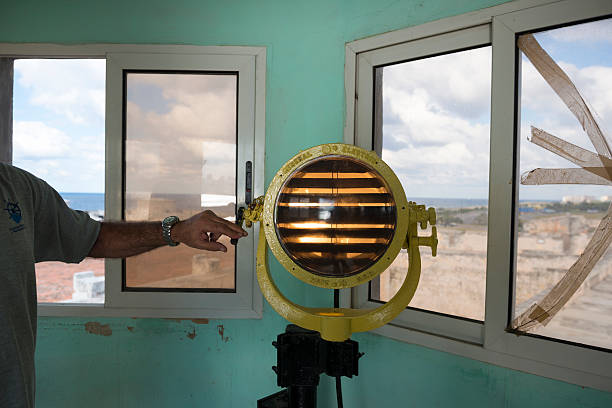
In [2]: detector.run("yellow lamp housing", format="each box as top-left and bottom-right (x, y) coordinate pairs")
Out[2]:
(242, 143), (437, 342)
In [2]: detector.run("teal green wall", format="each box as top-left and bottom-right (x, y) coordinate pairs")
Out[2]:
(2, 1), (612, 406)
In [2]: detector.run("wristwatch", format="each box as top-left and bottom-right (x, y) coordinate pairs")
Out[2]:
(162, 215), (180, 246)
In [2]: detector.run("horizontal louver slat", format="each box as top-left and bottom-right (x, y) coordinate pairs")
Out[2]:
(276, 206), (394, 222)
(278, 193), (394, 203)
(285, 178), (385, 188)
(277, 228), (394, 239)
(283, 243), (389, 253)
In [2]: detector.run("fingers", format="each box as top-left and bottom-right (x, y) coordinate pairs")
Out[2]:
(208, 218), (248, 239)
(203, 210), (248, 237)
(177, 210), (248, 253)
(217, 217), (248, 237)
(196, 239), (228, 252)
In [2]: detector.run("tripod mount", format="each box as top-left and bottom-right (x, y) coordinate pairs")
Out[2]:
(258, 325), (363, 408)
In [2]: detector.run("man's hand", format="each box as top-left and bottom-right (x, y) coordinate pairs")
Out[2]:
(88, 209), (248, 259)
(172, 210), (248, 252)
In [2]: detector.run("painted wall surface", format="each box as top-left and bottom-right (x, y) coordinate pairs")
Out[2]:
(2, 0), (612, 407)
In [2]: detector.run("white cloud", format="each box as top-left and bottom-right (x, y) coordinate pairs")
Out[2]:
(384, 47), (491, 121)
(519, 58), (569, 118)
(13, 121), (71, 159)
(384, 86), (491, 147)
(202, 141), (236, 195)
(74, 133), (105, 173)
(574, 65), (612, 128)
(12, 122), (105, 192)
(125, 75), (236, 145)
(519, 57), (612, 162)
(543, 19), (612, 44)
(383, 142), (474, 171)
(517, 31), (612, 200)
(15, 59), (105, 124)
(12, 60), (105, 193)
(521, 58), (612, 128)
(202, 140), (235, 166)
(128, 73), (234, 96)
(15, 160), (58, 178)
(380, 48), (492, 196)
(124, 74), (237, 195)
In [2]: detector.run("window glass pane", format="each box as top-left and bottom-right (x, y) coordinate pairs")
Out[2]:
(515, 18), (612, 349)
(124, 72), (237, 291)
(12, 59), (106, 304)
(372, 46), (492, 321)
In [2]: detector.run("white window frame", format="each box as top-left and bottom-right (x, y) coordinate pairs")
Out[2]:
(353, 23), (491, 345)
(0, 43), (266, 319)
(345, 0), (612, 391)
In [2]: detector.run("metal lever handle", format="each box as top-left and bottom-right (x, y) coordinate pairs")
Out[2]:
(230, 207), (245, 246)
(230, 161), (253, 246)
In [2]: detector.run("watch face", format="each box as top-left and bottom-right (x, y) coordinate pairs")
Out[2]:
(163, 215), (179, 226)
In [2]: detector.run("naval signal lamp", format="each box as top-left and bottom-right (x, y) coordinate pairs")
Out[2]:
(239, 143), (438, 342)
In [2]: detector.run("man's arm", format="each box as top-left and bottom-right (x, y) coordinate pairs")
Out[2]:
(88, 210), (247, 258)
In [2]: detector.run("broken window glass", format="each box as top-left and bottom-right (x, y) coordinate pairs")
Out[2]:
(514, 18), (612, 350)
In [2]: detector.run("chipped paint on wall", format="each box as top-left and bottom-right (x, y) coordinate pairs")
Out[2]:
(187, 328), (197, 340)
(84, 322), (112, 336)
(217, 324), (229, 342)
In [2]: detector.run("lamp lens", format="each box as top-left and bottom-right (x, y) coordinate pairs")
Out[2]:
(274, 155), (397, 277)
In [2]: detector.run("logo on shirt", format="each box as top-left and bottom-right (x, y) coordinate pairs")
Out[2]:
(5, 201), (25, 233)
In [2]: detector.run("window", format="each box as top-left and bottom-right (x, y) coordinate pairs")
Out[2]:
(352, 24), (491, 344)
(123, 72), (237, 292)
(12, 58), (106, 304)
(346, 0), (612, 392)
(1, 45), (266, 318)
(514, 19), (612, 350)
(371, 46), (491, 322)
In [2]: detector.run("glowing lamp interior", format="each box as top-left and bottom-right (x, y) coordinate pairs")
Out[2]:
(274, 156), (397, 278)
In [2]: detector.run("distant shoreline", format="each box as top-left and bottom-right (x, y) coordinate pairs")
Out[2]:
(60, 192), (609, 213)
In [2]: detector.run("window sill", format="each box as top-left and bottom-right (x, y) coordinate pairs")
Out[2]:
(37, 303), (263, 319)
(370, 322), (612, 392)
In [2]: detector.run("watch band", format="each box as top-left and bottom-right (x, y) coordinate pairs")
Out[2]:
(162, 216), (180, 246)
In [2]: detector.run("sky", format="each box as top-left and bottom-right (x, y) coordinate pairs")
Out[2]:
(12, 62), (237, 196)
(13, 59), (105, 193)
(382, 46), (492, 200)
(11, 18), (612, 201)
(518, 19), (612, 200)
(381, 17), (612, 201)
(124, 73), (236, 196)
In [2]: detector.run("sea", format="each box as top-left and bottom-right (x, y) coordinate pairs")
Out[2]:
(407, 197), (488, 209)
(61, 193), (105, 221)
(60, 193), (493, 214)
(61, 193), (105, 212)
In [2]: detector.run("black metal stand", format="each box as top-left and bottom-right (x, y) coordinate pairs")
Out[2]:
(258, 325), (363, 408)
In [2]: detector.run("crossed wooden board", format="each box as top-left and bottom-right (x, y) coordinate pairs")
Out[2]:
(513, 34), (612, 331)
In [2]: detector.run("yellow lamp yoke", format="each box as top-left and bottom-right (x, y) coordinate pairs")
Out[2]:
(244, 144), (438, 342)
